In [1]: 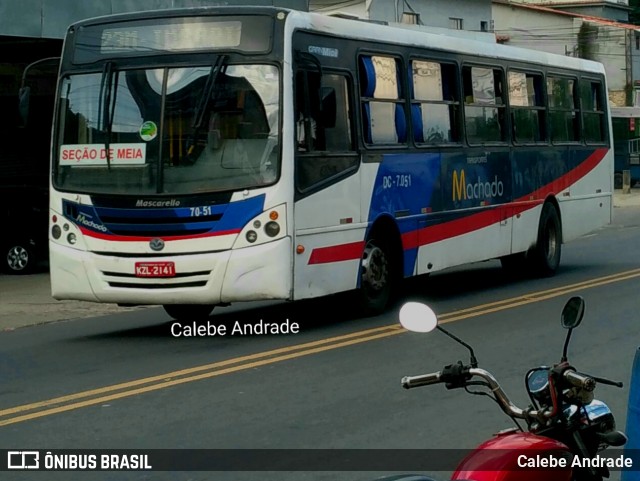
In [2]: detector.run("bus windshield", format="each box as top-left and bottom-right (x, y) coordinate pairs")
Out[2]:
(55, 62), (280, 195)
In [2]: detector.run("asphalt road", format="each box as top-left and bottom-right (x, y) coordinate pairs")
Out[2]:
(1, 201), (640, 481)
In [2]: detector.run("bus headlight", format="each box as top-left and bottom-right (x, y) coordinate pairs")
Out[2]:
(246, 230), (258, 243)
(233, 203), (287, 249)
(264, 221), (280, 237)
(50, 209), (87, 250)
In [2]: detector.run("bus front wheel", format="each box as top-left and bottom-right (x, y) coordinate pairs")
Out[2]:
(163, 304), (215, 322)
(529, 203), (561, 277)
(357, 238), (393, 314)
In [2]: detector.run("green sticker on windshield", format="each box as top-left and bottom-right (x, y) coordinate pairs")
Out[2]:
(139, 121), (158, 141)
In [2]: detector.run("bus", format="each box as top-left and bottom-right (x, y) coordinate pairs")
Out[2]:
(611, 106), (640, 188)
(49, 6), (613, 321)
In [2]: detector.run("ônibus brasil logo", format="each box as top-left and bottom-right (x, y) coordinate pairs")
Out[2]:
(452, 169), (504, 201)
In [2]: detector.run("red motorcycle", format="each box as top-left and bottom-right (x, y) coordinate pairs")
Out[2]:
(386, 296), (627, 481)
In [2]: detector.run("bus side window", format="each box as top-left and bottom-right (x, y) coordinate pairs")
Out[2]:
(410, 60), (460, 144)
(463, 65), (506, 144)
(359, 55), (406, 145)
(580, 78), (606, 143)
(547, 76), (579, 143)
(508, 70), (546, 143)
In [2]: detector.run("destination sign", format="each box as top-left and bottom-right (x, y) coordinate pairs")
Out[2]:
(72, 16), (273, 64)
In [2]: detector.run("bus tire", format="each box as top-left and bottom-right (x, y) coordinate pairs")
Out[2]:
(357, 237), (393, 315)
(163, 304), (215, 322)
(529, 202), (562, 277)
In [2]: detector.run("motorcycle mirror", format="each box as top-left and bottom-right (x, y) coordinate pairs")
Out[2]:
(561, 296), (585, 329)
(399, 302), (438, 333)
(560, 296), (585, 362)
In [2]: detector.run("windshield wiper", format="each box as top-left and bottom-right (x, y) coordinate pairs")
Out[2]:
(187, 55), (227, 159)
(99, 62), (117, 170)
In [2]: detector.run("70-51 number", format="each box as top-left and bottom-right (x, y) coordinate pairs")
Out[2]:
(189, 206), (213, 217)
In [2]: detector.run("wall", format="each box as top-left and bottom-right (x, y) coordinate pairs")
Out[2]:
(493, 3), (575, 56)
(493, 2), (639, 106)
(0, 0), (309, 39)
(368, 0), (492, 32)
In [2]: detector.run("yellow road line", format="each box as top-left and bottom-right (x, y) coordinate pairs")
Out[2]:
(439, 268), (640, 323)
(2, 267), (640, 426)
(0, 323), (399, 417)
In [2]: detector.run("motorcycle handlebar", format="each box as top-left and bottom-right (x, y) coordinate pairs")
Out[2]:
(403, 367), (541, 421)
(563, 370), (596, 392)
(403, 364), (608, 424)
(402, 372), (442, 389)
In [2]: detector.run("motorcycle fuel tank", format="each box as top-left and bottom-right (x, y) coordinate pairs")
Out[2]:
(451, 431), (572, 481)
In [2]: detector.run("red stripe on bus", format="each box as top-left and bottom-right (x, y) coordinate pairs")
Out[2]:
(78, 227), (241, 242)
(413, 147), (608, 247)
(310, 147), (609, 264)
(514, 147), (608, 203)
(308, 240), (366, 265)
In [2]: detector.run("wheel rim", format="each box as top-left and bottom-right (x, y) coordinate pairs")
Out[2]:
(545, 222), (558, 264)
(7, 246), (29, 271)
(361, 242), (388, 293)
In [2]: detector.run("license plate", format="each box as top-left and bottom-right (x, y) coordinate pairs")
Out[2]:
(135, 261), (175, 278)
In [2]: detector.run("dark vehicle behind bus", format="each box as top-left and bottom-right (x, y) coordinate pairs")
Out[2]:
(0, 186), (49, 274)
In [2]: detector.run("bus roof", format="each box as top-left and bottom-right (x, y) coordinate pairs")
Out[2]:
(68, 5), (605, 76)
(286, 9), (605, 75)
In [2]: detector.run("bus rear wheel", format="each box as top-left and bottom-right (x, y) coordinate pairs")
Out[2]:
(357, 238), (393, 314)
(163, 304), (215, 322)
(529, 203), (561, 277)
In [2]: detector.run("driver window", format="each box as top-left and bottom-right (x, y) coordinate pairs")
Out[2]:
(295, 70), (357, 192)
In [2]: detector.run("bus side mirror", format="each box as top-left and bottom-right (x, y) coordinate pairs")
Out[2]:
(18, 86), (31, 127)
(320, 87), (336, 129)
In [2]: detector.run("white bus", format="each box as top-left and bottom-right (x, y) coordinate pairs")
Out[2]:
(49, 7), (613, 320)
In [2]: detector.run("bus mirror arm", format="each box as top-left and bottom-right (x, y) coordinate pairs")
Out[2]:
(208, 129), (222, 151)
(18, 86), (31, 128)
(320, 87), (337, 129)
(18, 56), (60, 128)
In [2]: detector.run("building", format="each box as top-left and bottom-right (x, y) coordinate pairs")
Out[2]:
(310, 0), (493, 33)
(506, 0), (631, 21)
(493, 0), (640, 107)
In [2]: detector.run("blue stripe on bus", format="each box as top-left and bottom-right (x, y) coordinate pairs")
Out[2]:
(63, 194), (266, 238)
(366, 148), (604, 277)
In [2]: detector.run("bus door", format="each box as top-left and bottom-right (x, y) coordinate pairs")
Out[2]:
(291, 65), (361, 300)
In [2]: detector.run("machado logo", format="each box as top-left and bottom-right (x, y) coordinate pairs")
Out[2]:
(76, 213), (108, 232)
(452, 169), (504, 201)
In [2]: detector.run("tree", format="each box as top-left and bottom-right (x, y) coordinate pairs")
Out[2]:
(630, 0), (640, 25)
